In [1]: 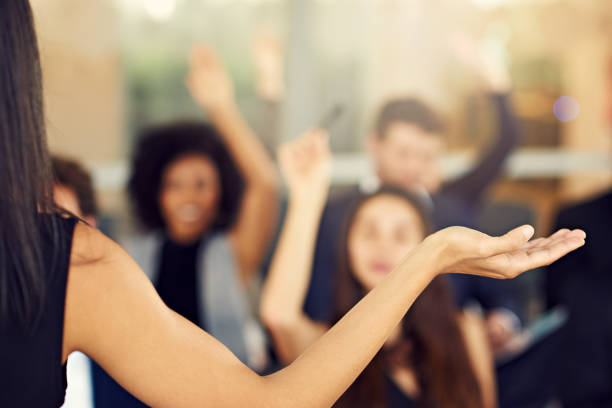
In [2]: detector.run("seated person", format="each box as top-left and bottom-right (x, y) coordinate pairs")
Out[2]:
(91, 44), (279, 407)
(307, 43), (521, 353)
(261, 130), (497, 407)
(546, 191), (612, 407)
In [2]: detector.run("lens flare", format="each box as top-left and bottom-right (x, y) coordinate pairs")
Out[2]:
(553, 96), (580, 122)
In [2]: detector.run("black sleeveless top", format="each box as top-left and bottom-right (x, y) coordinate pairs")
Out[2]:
(386, 376), (416, 408)
(156, 235), (204, 327)
(0, 214), (78, 407)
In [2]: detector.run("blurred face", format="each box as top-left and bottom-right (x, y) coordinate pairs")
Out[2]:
(54, 185), (81, 216)
(159, 154), (221, 244)
(369, 122), (443, 193)
(347, 195), (426, 291)
(53, 184), (98, 227)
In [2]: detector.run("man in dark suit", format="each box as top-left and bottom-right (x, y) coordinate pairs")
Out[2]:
(546, 191), (612, 407)
(305, 49), (523, 352)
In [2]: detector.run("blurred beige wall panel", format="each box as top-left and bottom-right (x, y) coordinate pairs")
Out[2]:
(30, 0), (124, 163)
(364, 0), (457, 115)
(560, 23), (612, 201)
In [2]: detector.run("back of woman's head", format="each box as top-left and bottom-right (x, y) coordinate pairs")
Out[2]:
(0, 1), (61, 328)
(334, 187), (482, 408)
(128, 121), (244, 232)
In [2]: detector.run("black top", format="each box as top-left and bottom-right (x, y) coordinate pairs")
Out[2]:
(155, 236), (203, 327)
(0, 214), (77, 408)
(386, 377), (416, 408)
(545, 190), (612, 406)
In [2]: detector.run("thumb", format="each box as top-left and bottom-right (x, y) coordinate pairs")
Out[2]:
(481, 225), (534, 257)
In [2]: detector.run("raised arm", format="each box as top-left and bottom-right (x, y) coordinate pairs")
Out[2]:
(187, 44), (280, 282)
(260, 129), (332, 364)
(442, 34), (518, 203)
(63, 221), (585, 408)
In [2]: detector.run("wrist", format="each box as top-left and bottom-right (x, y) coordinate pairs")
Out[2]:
(206, 100), (240, 123)
(420, 232), (449, 277)
(288, 188), (328, 210)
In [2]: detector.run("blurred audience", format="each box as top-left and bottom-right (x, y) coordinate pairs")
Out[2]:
(91, 44), (280, 407)
(306, 39), (522, 354)
(261, 130), (496, 408)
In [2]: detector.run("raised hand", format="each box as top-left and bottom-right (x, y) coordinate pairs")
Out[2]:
(251, 28), (285, 101)
(428, 225), (585, 279)
(449, 32), (511, 93)
(277, 129), (332, 200)
(186, 44), (235, 115)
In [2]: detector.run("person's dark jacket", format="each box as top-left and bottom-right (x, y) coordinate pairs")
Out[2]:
(545, 190), (612, 407)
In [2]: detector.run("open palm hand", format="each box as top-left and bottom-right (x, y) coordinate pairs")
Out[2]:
(431, 225), (585, 279)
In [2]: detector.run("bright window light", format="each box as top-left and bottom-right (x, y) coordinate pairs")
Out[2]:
(144, 0), (176, 21)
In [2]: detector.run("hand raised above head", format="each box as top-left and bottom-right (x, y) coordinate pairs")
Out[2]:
(186, 44), (235, 114)
(449, 31), (511, 93)
(277, 129), (332, 199)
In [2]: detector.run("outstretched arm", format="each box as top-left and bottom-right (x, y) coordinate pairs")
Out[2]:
(63, 221), (585, 408)
(260, 129), (332, 364)
(187, 44), (280, 283)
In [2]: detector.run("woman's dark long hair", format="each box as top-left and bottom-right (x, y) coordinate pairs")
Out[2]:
(0, 1), (62, 329)
(333, 186), (483, 408)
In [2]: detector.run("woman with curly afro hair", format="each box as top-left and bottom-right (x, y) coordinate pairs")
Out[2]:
(131, 45), (280, 357)
(91, 45), (280, 407)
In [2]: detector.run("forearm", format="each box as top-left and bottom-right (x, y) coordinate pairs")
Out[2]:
(442, 93), (518, 202)
(264, 239), (440, 407)
(208, 104), (278, 188)
(260, 193), (327, 326)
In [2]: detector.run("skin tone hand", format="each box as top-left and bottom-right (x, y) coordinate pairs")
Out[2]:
(429, 226), (585, 279)
(277, 129), (332, 200)
(450, 32), (511, 93)
(186, 44), (236, 115)
(486, 311), (519, 353)
(252, 28), (285, 101)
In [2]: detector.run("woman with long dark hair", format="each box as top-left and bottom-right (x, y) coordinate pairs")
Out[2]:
(260, 131), (569, 407)
(0, 2), (586, 407)
(331, 191), (494, 407)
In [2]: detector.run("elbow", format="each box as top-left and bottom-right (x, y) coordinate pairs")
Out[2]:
(261, 171), (281, 197)
(250, 165), (281, 197)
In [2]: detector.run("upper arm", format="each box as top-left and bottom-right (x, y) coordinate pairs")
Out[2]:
(63, 223), (265, 408)
(230, 183), (280, 282)
(459, 311), (497, 408)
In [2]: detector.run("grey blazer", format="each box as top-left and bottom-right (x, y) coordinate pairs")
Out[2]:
(123, 232), (266, 369)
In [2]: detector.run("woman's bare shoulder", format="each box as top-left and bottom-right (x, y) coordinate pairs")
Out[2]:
(63, 221), (162, 359)
(69, 222), (126, 268)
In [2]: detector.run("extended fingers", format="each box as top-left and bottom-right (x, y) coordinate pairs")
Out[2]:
(524, 229), (584, 254)
(489, 232), (585, 278)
